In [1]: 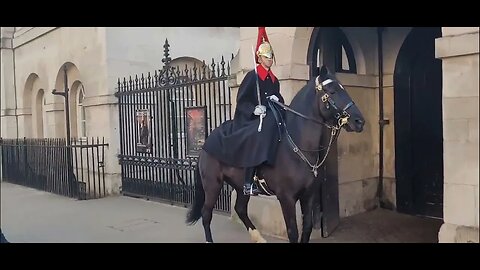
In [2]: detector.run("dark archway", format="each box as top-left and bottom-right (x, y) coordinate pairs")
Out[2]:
(307, 27), (358, 237)
(394, 27), (443, 219)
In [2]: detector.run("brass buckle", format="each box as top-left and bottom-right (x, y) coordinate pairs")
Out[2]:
(321, 94), (329, 103)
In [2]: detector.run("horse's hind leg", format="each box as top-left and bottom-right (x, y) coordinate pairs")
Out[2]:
(202, 177), (223, 243)
(234, 192), (267, 243)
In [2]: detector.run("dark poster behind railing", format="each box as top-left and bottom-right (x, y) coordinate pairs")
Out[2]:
(185, 106), (207, 157)
(135, 109), (152, 154)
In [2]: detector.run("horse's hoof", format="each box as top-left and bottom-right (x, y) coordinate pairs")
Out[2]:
(248, 228), (267, 243)
(256, 238), (267, 243)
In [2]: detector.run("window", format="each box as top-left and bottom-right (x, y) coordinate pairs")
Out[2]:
(35, 89), (47, 138)
(41, 94), (48, 138)
(310, 27), (357, 76)
(334, 28), (357, 74)
(77, 84), (86, 138)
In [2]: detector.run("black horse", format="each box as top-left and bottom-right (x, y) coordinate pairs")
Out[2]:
(0, 229), (9, 243)
(186, 66), (365, 243)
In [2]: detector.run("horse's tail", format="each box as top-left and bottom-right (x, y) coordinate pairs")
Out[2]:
(186, 165), (204, 225)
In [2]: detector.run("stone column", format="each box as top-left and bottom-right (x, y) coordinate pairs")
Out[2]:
(1, 27), (18, 138)
(81, 93), (121, 195)
(436, 27), (479, 243)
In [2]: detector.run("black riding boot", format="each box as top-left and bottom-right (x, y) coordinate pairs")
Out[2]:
(243, 167), (261, 196)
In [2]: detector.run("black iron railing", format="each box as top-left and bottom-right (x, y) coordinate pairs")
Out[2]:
(1, 137), (108, 200)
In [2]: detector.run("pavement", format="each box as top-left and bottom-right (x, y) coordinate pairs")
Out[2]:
(0, 181), (442, 243)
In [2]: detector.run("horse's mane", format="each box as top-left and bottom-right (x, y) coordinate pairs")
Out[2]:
(288, 73), (336, 114)
(288, 78), (317, 115)
(278, 77), (319, 142)
(282, 74), (335, 139)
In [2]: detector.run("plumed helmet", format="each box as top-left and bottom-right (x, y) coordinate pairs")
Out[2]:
(255, 27), (274, 63)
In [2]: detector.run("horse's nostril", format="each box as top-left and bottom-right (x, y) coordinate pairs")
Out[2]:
(355, 119), (364, 125)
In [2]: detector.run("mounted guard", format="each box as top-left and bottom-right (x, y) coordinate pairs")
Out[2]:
(202, 27), (285, 196)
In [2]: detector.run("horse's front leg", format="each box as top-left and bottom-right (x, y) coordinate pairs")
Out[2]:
(277, 194), (299, 243)
(299, 185), (317, 243)
(234, 191), (267, 243)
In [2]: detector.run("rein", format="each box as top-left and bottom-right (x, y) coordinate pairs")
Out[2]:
(270, 99), (334, 128)
(269, 76), (351, 178)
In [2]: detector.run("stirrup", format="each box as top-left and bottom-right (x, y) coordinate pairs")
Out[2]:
(243, 184), (260, 196)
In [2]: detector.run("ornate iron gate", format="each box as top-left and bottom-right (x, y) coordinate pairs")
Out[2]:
(115, 40), (234, 212)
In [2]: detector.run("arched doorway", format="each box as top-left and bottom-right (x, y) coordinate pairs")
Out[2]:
(394, 27), (443, 219)
(308, 27), (358, 236)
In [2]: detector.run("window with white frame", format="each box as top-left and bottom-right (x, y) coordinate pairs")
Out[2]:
(334, 28), (357, 74)
(41, 93), (47, 138)
(311, 27), (357, 76)
(77, 84), (86, 138)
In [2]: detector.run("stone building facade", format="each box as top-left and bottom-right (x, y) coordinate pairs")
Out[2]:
(1, 27), (477, 243)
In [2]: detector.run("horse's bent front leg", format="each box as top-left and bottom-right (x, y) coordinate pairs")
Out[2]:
(277, 195), (299, 243)
(234, 191), (267, 243)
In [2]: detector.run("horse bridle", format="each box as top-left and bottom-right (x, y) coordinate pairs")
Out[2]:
(269, 76), (354, 178)
(315, 76), (354, 128)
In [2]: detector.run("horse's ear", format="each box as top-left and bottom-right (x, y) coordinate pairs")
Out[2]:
(319, 65), (329, 79)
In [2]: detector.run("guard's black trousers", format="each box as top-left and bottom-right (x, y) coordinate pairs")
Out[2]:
(244, 167), (255, 186)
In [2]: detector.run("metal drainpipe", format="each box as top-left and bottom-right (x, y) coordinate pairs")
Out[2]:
(13, 41), (19, 138)
(6, 28), (19, 138)
(377, 27), (389, 208)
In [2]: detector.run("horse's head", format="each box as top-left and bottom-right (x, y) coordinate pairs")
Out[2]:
(315, 66), (365, 132)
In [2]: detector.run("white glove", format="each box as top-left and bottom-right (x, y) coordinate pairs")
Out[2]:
(254, 105), (266, 116)
(267, 95), (279, 102)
